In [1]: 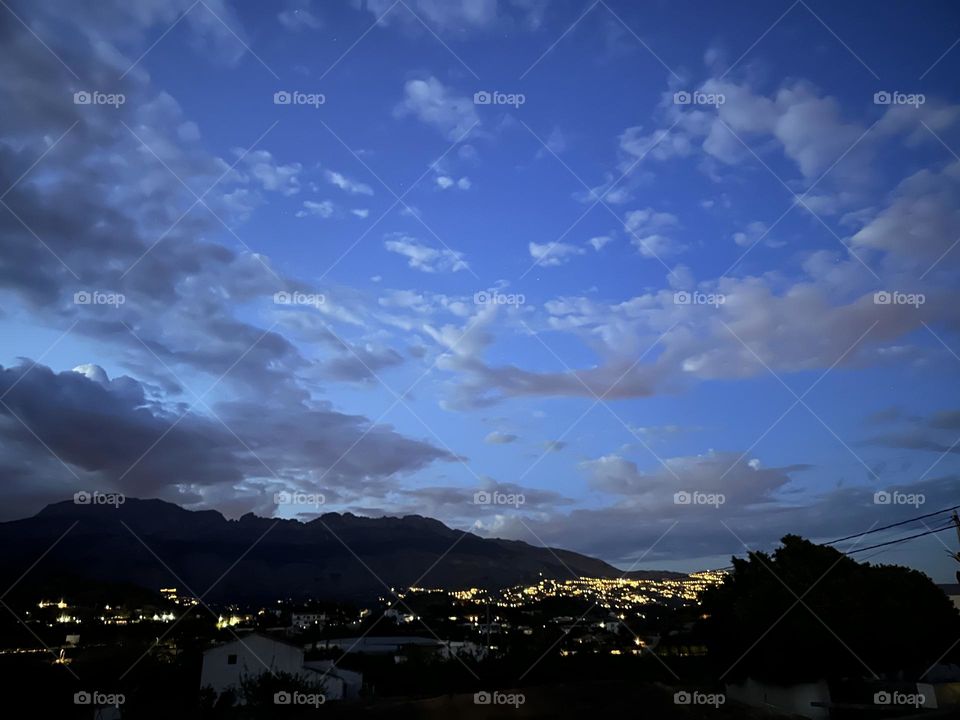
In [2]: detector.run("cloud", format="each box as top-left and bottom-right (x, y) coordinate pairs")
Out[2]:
(0, 362), (455, 519)
(485, 431), (518, 444)
(325, 170), (373, 196)
(588, 235), (613, 251)
(394, 76), (479, 141)
(239, 149), (302, 196)
(321, 345), (405, 383)
(278, 3), (322, 31)
(357, 0), (499, 30)
(732, 220), (778, 248)
(850, 161), (960, 267)
(384, 235), (470, 273)
(864, 407), (960, 455)
(617, 78), (879, 194)
(580, 450), (804, 507)
(296, 200), (335, 218)
(574, 175), (633, 205)
(529, 241), (586, 267)
(623, 207), (681, 257)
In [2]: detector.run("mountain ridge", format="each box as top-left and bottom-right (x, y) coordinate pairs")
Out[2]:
(0, 498), (686, 601)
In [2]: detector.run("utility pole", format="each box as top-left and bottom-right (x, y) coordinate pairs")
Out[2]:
(951, 511), (960, 584)
(485, 597), (491, 650)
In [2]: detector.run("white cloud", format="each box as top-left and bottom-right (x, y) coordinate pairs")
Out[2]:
(278, 6), (321, 31)
(574, 175), (633, 205)
(394, 76), (479, 141)
(238, 149), (301, 196)
(732, 220), (769, 248)
(351, 208), (370, 218)
(851, 160), (960, 265)
(624, 208), (681, 257)
(385, 235), (469, 273)
(588, 235), (613, 251)
(325, 170), (373, 196)
(295, 200), (335, 218)
(529, 241), (586, 267)
(359, 0), (498, 28)
(436, 175), (472, 190)
(485, 431), (518, 444)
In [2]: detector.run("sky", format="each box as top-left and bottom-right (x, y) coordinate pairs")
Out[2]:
(1, 0), (959, 580)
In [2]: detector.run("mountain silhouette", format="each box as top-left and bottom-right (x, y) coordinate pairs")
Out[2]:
(0, 498), (681, 601)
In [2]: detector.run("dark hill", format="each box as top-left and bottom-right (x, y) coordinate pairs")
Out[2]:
(0, 498), (659, 602)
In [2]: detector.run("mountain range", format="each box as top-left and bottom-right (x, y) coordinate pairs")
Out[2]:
(0, 498), (685, 602)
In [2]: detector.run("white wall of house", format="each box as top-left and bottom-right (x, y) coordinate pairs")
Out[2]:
(726, 678), (831, 720)
(200, 634), (305, 696)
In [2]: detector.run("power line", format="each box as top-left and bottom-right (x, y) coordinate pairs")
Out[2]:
(824, 503), (960, 546)
(709, 504), (960, 572)
(845, 523), (956, 556)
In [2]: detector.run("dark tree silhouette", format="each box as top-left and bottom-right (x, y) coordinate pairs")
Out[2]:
(701, 535), (960, 684)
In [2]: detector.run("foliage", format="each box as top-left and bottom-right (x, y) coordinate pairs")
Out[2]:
(700, 535), (960, 683)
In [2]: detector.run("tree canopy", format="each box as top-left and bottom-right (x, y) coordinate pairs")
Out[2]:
(700, 535), (960, 684)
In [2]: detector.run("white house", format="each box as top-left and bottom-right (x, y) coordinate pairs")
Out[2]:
(290, 612), (327, 629)
(200, 633), (359, 702)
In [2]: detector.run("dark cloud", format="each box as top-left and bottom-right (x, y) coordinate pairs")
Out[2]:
(0, 362), (456, 520)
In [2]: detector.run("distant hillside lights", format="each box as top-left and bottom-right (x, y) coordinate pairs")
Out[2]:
(274, 490), (325, 508)
(73, 490), (125, 508)
(273, 90), (325, 108)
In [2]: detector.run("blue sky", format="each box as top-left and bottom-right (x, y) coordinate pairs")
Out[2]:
(1, 0), (959, 580)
